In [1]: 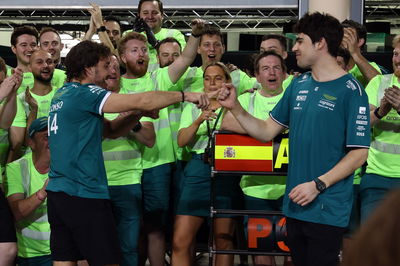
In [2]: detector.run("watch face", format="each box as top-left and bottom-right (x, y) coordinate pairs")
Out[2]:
(315, 179), (326, 192)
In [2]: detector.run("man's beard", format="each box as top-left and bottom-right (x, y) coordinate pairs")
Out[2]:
(34, 72), (53, 83)
(126, 60), (148, 78)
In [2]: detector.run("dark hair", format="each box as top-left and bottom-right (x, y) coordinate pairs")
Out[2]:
(254, 51), (287, 74)
(104, 16), (121, 27)
(261, 34), (287, 51)
(0, 57), (6, 74)
(11, 26), (39, 46)
(337, 47), (351, 67)
(117, 32), (148, 56)
(294, 12), (343, 57)
(156, 37), (182, 54)
(65, 40), (111, 81)
(200, 26), (224, 46)
(39, 27), (61, 42)
(138, 0), (164, 15)
(203, 62), (231, 82)
(342, 19), (367, 48)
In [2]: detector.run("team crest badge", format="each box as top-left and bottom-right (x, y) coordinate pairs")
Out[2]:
(224, 147), (236, 158)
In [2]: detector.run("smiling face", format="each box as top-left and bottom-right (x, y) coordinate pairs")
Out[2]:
(12, 34), (38, 67)
(255, 55), (285, 92)
(292, 33), (318, 69)
(203, 65), (229, 96)
(121, 39), (149, 78)
(104, 20), (121, 48)
(30, 50), (55, 83)
(39, 31), (63, 64)
(105, 55), (120, 91)
(198, 34), (225, 67)
(139, 1), (163, 33)
(93, 56), (112, 88)
(157, 41), (181, 68)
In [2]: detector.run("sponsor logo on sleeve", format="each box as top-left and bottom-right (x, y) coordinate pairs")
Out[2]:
(88, 85), (105, 95)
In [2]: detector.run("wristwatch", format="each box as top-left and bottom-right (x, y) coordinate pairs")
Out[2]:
(97, 26), (107, 33)
(313, 178), (327, 193)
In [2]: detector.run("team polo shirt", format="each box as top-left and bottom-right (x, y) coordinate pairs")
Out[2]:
(12, 87), (57, 128)
(47, 82), (111, 199)
(5, 152), (50, 258)
(270, 72), (370, 227)
(7, 68), (66, 94)
(103, 85), (145, 186)
(349, 61), (381, 87)
(238, 90), (286, 200)
(124, 28), (186, 72)
(365, 74), (400, 178)
(179, 104), (223, 154)
(121, 67), (175, 169)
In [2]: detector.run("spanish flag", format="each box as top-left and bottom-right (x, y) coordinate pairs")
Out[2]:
(214, 133), (273, 172)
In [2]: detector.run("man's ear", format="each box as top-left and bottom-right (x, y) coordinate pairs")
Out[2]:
(11, 45), (17, 55)
(358, 38), (365, 48)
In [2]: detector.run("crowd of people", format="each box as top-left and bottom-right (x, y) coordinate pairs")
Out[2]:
(0, 1), (400, 266)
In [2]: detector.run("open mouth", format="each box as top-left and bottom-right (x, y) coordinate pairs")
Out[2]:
(208, 54), (216, 59)
(137, 59), (145, 65)
(268, 78), (277, 83)
(41, 68), (51, 74)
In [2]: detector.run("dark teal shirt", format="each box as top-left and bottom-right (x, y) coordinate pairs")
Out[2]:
(270, 72), (370, 227)
(47, 82), (111, 199)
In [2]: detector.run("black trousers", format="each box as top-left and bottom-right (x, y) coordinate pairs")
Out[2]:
(286, 217), (345, 266)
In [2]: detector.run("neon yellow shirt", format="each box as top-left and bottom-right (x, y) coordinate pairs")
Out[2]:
(365, 74), (400, 178)
(5, 152), (50, 258)
(238, 90), (286, 200)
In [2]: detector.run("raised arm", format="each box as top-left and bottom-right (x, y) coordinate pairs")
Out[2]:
(342, 27), (379, 83)
(218, 83), (284, 142)
(0, 69), (22, 129)
(167, 19), (207, 84)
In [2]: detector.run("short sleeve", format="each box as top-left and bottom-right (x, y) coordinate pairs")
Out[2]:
(238, 92), (251, 110)
(5, 162), (24, 197)
(345, 79), (371, 148)
(179, 103), (197, 131)
(81, 85), (111, 115)
(11, 94), (27, 128)
(52, 69), (67, 90)
(153, 68), (174, 91)
(365, 75), (382, 107)
(269, 82), (293, 128)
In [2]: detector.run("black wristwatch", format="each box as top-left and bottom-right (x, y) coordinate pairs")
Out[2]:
(374, 107), (384, 120)
(132, 122), (142, 132)
(313, 178), (327, 193)
(97, 26), (107, 33)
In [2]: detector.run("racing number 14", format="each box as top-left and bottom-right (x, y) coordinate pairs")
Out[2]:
(48, 114), (59, 135)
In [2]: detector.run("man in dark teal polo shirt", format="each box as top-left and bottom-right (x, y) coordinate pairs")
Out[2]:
(217, 12), (370, 266)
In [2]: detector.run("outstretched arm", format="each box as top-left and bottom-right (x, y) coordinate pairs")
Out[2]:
(218, 83), (284, 142)
(103, 91), (209, 114)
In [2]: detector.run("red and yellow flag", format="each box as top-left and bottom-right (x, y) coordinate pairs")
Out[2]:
(214, 134), (273, 172)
